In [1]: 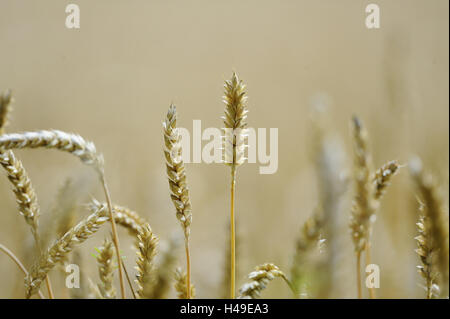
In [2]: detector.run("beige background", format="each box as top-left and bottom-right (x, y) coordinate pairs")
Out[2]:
(0, 0), (448, 298)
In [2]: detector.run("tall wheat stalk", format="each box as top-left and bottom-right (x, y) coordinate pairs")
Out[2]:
(163, 104), (193, 299)
(222, 72), (248, 298)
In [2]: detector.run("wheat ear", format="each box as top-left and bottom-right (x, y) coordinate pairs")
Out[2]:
(349, 116), (378, 298)
(410, 158), (449, 297)
(0, 150), (40, 239)
(174, 267), (195, 299)
(24, 204), (110, 298)
(163, 104), (193, 299)
(96, 238), (116, 299)
(374, 160), (400, 200)
(135, 223), (159, 298)
(238, 263), (295, 299)
(0, 130), (126, 297)
(222, 72), (248, 298)
(415, 214), (439, 298)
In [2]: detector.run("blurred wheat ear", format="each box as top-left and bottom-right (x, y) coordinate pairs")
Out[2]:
(222, 72), (248, 298)
(349, 116), (400, 299)
(174, 267), (195, 299)
(410, 158), (449, 297)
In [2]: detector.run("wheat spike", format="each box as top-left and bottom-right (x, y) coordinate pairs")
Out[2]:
(0, 130), (103, 169)
(0, 150), (40, 238)
(174, 267), (195, 299)
(410, 158), (449, 297)
(415, 214), (439, 298)
(238, 263), (293, 299)
(222, 72), (248, 167)
(96, 239), (116, 299)
(349, 116), (378, 253)
(135, 223), (159, 299)
(163, 104), (192, 239)
(25, 205), (110, 298)
(374, 160), (400, 200)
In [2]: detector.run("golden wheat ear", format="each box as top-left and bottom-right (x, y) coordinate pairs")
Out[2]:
(96, 238), (116, 299)
(174, 267), (195, 299)
(135, 223), (159, 299)
(238, 263), (295, 299)
(163, 104), (193, 299)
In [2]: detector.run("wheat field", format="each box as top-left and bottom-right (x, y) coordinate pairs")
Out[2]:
(0, 0), (448, 299)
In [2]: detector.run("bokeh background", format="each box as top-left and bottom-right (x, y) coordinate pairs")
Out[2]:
(0, 0), (448, 298)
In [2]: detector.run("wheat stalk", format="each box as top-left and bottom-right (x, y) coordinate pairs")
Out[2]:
(238, 263), (294, 299)
(174, 267), (195, 299)
(96, 239), (116, 299)
(163, 104), (193, 299)
(135, 223), (159, 299)
(0, 243), (45, 299)
(410, 158), (449, 297)
(222, 72), (248, 298)
(0, 150), (40, 239)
